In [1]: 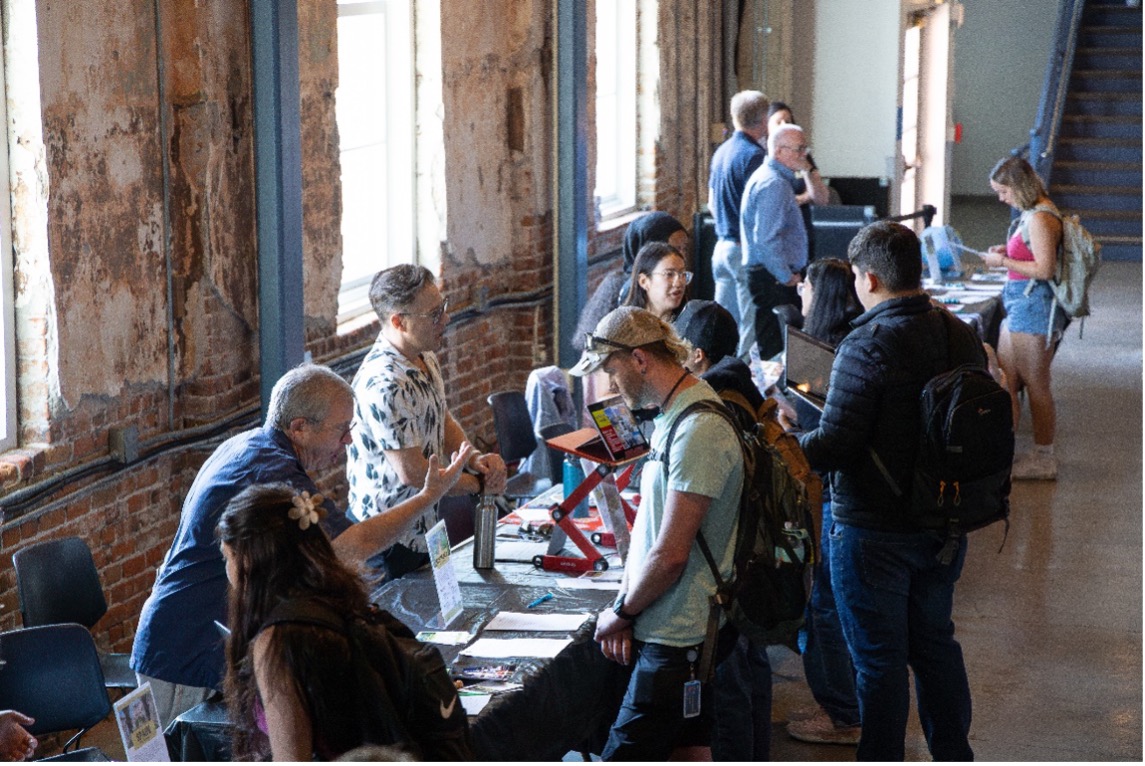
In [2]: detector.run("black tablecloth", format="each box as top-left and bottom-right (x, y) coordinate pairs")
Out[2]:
(370, 545), (627, 760)
(166, 539), (627, 761)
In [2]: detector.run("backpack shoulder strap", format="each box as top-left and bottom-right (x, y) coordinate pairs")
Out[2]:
(261, 597), (348, 635)
(658, 399), (745, 590)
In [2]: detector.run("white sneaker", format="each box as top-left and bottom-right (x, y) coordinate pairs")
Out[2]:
(1012, 452), (1057, 480)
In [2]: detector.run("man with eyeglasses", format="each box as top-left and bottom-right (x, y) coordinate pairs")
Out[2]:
(740, 122), (813, 360)
(571, 307), (743, 761)
(346, 264), (507, 581)
(132, 364), (470, 729)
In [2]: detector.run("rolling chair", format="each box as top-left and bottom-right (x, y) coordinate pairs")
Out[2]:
(13, 537), (138, 695)
(0, 623), (112, 759)
(487, 391), (554, 501)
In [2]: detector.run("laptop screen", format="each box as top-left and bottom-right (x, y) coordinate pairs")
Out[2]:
(586, 395), (649, 461)
(783, 327), (836, 410)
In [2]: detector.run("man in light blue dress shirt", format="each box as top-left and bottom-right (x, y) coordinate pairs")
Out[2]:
(740, 123), (812, 359)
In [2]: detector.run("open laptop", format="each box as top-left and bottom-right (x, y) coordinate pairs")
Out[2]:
(783, 326), (836, 411)
(546, 395), (650, 465)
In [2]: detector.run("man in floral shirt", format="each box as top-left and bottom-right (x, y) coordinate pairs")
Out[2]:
(347, 265), (507, 579)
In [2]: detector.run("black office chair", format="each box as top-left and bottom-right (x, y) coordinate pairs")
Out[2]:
(0, 624), (112, 758)
(487, 391), (553, 500)
(12, 537), (138, 694)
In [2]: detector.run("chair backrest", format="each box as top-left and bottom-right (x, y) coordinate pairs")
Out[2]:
(487, 391), (538, 465)
(13, 537), (108, 629)
(0, 624), (112, 736)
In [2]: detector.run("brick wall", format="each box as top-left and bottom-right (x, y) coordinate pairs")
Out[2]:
(0, 0), (725, 658)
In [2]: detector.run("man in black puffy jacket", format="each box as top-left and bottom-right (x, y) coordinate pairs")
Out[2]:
(797, 222), (984, 761)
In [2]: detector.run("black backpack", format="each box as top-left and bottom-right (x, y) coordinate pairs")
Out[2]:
(261, 598), (473, 761)
(871, 313), (1014, 564)
(661, 396), (821, 648)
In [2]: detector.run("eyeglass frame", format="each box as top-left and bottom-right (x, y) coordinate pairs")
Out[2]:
(650, 269), (694, 285)
(400, 299), (450, 324)
(779, 143), (811, 156)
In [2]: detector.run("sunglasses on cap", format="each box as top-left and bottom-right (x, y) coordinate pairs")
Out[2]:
(583, 333), (637, 354)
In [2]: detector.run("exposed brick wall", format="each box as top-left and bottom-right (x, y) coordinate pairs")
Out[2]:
(0, 1), (726, 661)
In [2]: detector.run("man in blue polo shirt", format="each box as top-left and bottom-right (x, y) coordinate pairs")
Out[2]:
(130, 364), (469, 728)
(708, 90), (768, 361)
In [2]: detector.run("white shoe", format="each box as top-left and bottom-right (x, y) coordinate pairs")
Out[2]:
(1012, 452), (1057, 480)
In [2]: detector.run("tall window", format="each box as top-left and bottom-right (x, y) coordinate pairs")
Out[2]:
(594, 0), (638, 219)
(0, 11), (20, 451)
(336, 0), (414, 322)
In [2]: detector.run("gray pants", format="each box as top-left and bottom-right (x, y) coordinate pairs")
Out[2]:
(136, 673), (212, 731)
(711, 239), (757, 360)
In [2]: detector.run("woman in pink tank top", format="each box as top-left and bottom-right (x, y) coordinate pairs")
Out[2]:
(981, 156), (1064, 481)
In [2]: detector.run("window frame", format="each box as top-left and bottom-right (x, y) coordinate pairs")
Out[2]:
(335, 0), (416, 324)
(594, 0), (639, 220)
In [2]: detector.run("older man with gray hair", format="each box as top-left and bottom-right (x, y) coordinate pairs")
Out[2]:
(741, 122), (813, 360)
(131, 363), (470, 728)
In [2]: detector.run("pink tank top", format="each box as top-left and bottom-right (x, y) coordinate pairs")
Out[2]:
(1005, 230), (1036, 281)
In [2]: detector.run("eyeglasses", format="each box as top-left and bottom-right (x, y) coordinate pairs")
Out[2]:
(780, 144), (810, 155)
(651, 269), (694, 285)
(584, 333), (636, 354)
(311, 418), (357, 441)
(401, 300), (449, 324)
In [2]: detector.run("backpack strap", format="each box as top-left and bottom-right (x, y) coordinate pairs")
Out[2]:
(657, 399), (745, 682)
(261, 597), (348, 635)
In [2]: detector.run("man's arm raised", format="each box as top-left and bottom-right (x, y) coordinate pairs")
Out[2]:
(332, 443), (474, 568)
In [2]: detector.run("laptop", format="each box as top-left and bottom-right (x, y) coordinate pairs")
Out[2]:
(545, 395), (650, 465)
(783, 327), (836, 411)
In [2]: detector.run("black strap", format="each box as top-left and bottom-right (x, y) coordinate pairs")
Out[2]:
(658, 400), (744, 595)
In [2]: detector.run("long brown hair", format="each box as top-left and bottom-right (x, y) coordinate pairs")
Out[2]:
(218, 483), (372, 760)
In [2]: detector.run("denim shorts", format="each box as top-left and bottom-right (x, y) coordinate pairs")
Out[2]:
(1003, 279), (1068, 336)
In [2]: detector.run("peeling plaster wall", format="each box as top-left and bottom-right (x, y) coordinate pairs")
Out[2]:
(38, 0), (169, 403)
(0, 1), (726, 681)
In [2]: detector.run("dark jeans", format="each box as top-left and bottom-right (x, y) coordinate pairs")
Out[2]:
(829, 521), (974, 761)
(601, 640), (713, 761)
(799, 501), (859, 727)
(711, 634), (772, 761)
(746, 265), (799, 360)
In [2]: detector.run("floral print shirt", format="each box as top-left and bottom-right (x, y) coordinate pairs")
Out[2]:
(347, 334), (447, 552)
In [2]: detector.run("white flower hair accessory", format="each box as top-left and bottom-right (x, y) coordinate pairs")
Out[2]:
(288, 491), (326, 530)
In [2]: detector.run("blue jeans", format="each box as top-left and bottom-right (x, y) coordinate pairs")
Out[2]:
(711, 240), (757, 360)
(799, 502), (859, 727)
(712, 634), (771, 761)
(829, 521), (974, 761)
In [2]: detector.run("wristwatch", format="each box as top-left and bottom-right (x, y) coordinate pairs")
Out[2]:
(612, 594), (641, 623)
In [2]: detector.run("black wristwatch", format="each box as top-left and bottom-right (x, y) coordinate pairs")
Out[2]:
(612, 594), (641, 623)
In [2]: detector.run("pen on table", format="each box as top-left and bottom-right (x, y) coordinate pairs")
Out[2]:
(526, 592), (554, 609)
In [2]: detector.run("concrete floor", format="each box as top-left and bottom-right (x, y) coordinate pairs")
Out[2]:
(769, 246), (1143, 757)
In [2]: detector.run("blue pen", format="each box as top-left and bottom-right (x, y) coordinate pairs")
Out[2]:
(526, 592), (554, 609)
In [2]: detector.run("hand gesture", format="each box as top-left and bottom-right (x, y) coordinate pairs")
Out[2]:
(0, 711), (37, 761)
(423, 442), (475, 502)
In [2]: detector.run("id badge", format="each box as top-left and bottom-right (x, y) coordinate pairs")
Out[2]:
(682, 679), (702, 718)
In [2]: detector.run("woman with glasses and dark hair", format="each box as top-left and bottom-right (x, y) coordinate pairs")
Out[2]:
(623, 241), (692, 323)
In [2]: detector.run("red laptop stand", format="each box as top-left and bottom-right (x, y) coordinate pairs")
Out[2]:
(532, 428), (645, 573)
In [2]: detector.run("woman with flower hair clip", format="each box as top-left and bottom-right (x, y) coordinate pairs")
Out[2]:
(218, 483), (470, 761)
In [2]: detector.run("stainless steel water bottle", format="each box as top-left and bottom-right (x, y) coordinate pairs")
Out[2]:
(473, 494), (497, 569)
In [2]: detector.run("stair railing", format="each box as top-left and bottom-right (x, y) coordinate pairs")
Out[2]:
(1022, 0), (1086, 183)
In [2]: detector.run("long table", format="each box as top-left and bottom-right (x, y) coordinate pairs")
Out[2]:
(166, 513), (629, 761)
(370, 536), (628, 760)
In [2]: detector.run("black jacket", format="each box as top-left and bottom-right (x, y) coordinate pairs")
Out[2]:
(797, 294), (985, 531)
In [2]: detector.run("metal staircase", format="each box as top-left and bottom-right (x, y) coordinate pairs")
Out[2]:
(1027, 0), (1142, 261)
